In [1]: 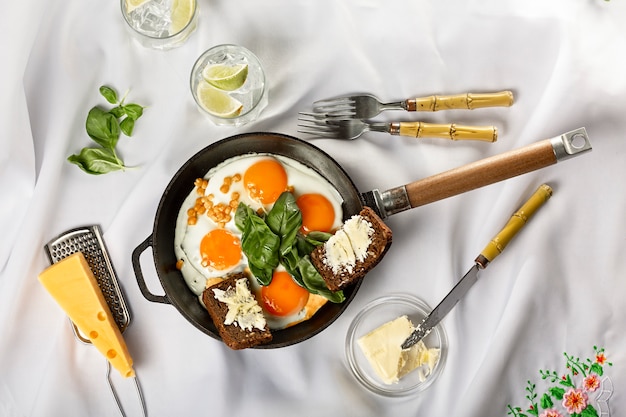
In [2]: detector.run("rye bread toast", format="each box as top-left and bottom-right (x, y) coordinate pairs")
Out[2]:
(310, 206), (392, 291)
(202, 273), (272, 350)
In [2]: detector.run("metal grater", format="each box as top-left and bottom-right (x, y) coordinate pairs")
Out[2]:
(44, 225), (130, 343)
(43, 225), (146, 417)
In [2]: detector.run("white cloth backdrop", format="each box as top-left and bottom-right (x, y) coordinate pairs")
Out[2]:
(2, 1), (625, 416)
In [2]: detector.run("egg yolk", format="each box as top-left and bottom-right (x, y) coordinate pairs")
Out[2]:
(243, 159), (288, 205)
(296, 193), (336, 233)
(200, 229), (241, 270)
(261, 271), (309, 317)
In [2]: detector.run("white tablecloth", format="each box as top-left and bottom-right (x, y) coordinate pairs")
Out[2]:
(2, 1), (625, 416)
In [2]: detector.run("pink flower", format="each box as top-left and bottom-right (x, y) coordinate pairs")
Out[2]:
(562, 388), (588, 414)
(583, 374), (601, 392)
(539, 409), (564, 417)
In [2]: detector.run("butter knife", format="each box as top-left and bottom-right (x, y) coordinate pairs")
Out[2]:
(401, 184), (553, 349)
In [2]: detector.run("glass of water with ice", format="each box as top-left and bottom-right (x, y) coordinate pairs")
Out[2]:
(121, 0), (198, 50)
(190, 44), (269, 127)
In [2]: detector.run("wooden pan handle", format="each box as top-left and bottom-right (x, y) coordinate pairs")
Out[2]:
(406, 91), (514, 111)
(405, 140), (556, 208)
(393, 122), (497, 142)
(373, 128), (590, 219)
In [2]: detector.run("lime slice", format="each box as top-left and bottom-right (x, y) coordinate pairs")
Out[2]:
(170, 0), (195, 34)
(196, 81), (243, 118)
(202, 63), (249, 91)
(125, 0), (150, 13)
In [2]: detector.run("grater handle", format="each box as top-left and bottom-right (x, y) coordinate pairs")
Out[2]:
(132, 235), (171, 305)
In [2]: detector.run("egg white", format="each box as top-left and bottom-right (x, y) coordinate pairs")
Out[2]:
(173, 153), (344, 329)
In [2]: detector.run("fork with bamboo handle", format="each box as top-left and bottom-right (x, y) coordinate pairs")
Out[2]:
(313, 90), (514, 119)
(393, 121), (497, 142)
(297, 115), (498, 142)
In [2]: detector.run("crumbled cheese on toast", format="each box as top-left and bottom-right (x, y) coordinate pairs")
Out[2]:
(212, 278), (266, 331)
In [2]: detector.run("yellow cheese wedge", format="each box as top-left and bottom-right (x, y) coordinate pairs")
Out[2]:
(38, 252), (135, 378)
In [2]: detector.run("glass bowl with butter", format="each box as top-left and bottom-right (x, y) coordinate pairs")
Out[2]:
(345, 294), (448, 397)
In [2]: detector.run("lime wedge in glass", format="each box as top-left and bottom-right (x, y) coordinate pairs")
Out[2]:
(196, 81), (244, 118)
(170, 0), (195, 34)
(202, 63), (249, 91)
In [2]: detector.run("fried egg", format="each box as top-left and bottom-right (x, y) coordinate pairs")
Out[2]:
(174, 153), (344, 329)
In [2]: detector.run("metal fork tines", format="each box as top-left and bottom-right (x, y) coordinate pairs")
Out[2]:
(312, 95), (403, 119)
(298, 112), (498, 142)
(312, 91), (514, 119)
(297, 113), (387, 140)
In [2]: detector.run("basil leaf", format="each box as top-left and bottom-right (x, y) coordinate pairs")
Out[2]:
(67, 147), (125, 175)
(241, 210), (280, 285)
(305, 231), (332, 244)
(235, 202), (254, 231)
(123, 103), (144, 120)
(120, 117), (135, 136)
(109, 106), (125, 118)
(99, 86), (118, 104)
(282, 247), (304, 287)
(298, 255), (345, 303)
(249, 263), (272, 286)
(296, 232), (331, 256)
(266, 192), (302, 256)
(236, 197), (342, 300)
(86, 107), (120, 149)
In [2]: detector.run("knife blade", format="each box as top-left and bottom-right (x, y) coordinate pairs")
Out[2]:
(401, 183), (553, 349)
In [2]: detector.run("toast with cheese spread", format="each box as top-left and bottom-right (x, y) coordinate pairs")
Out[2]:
(310, 206), (392, 291)
(202, 273), (272, 349)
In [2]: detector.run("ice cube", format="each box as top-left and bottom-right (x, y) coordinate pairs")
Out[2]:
(130, 0), (172, 37)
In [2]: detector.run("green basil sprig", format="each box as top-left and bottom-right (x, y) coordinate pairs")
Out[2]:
(68, 85), (146, 175)
(237, 204), (280, 285)
(235, 192), (345, 303)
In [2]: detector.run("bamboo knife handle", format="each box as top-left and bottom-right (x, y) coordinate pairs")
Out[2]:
(394, 122), (497, 142)
(476, 184), (552, 268)
(404, 139), (557, 208)
(406, 91), (514, 111)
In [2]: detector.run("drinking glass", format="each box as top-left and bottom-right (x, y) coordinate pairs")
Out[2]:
(190, 44), (269, 127)
(121, 0), (198, 50)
